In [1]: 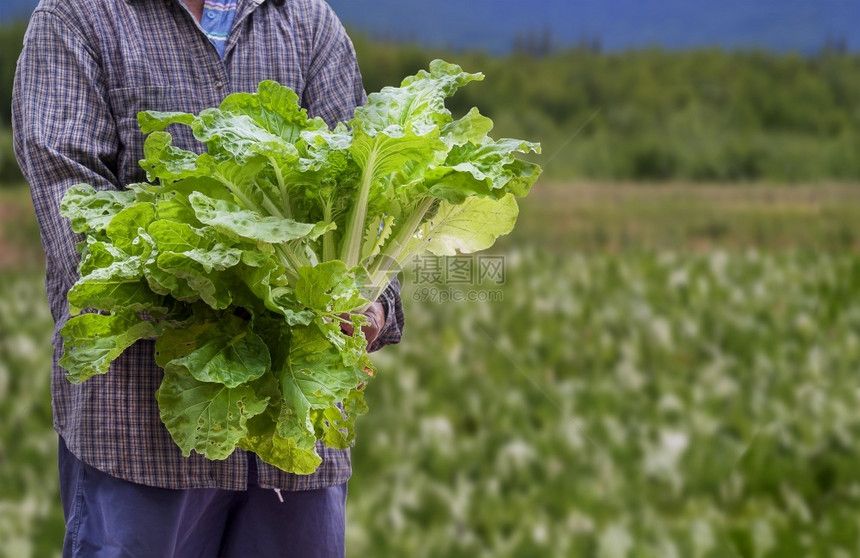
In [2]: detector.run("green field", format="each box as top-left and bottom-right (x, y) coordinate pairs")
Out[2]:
(511, 183), (860, 252)
(1, 183), (860, 557)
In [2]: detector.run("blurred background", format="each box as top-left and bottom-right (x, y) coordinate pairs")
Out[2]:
(2, 1), (860, 556)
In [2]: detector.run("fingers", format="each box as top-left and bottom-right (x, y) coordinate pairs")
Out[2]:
(338, 303), (384, 347)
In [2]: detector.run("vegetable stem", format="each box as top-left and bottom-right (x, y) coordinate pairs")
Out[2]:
(268, 156), (292, 219)
(366, 196), (436, 301)
(341, 148), (378, 267)
(214, 170), (283, 218)
(259, 193), (284, 219)
(322, 199), (336, 263)
(273, 245), (301, 283)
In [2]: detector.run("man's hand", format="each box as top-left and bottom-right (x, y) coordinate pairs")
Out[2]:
(339, 301), (385, 349)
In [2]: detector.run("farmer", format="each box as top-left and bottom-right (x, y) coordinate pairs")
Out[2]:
(12, 0), (404, 556)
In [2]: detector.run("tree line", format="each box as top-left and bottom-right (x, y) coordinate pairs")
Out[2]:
(352, 35), (860, 183)
(2, 21), (859, 184)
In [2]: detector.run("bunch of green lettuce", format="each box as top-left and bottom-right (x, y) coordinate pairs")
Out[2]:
(58, 60), (541, 474)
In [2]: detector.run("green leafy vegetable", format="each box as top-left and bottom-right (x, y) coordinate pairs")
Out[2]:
(58, 60), (541, 474)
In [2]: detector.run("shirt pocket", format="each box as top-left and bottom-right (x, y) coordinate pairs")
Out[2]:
(107, 85), (200, 185)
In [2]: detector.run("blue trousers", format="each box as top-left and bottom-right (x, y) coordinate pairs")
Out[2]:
(58, 437), (347, 558)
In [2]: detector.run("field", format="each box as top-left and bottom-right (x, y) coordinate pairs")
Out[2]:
(1, 183), (860, 557)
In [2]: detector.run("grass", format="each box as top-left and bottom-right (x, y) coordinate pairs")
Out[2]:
(349, 249), (860, 558)
(1, 181), (859, 557)
(2, 182), (859, 267)
(500, 182), (860, 253)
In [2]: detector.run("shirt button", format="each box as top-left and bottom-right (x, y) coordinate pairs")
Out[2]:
(214, 81), (225, 90)
(207, 12), (216, 19)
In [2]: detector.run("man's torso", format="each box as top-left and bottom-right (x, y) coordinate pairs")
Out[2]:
(20, 0), (362, 490)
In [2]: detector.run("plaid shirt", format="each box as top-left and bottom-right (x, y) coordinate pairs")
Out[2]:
(13, 0), (404, 491)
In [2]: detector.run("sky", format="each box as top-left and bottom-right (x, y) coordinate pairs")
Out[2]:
(328, 0), (859, 53)
(2, 0), (858, 53)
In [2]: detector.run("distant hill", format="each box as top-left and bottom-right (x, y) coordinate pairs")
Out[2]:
(2, 0), (858, 53)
